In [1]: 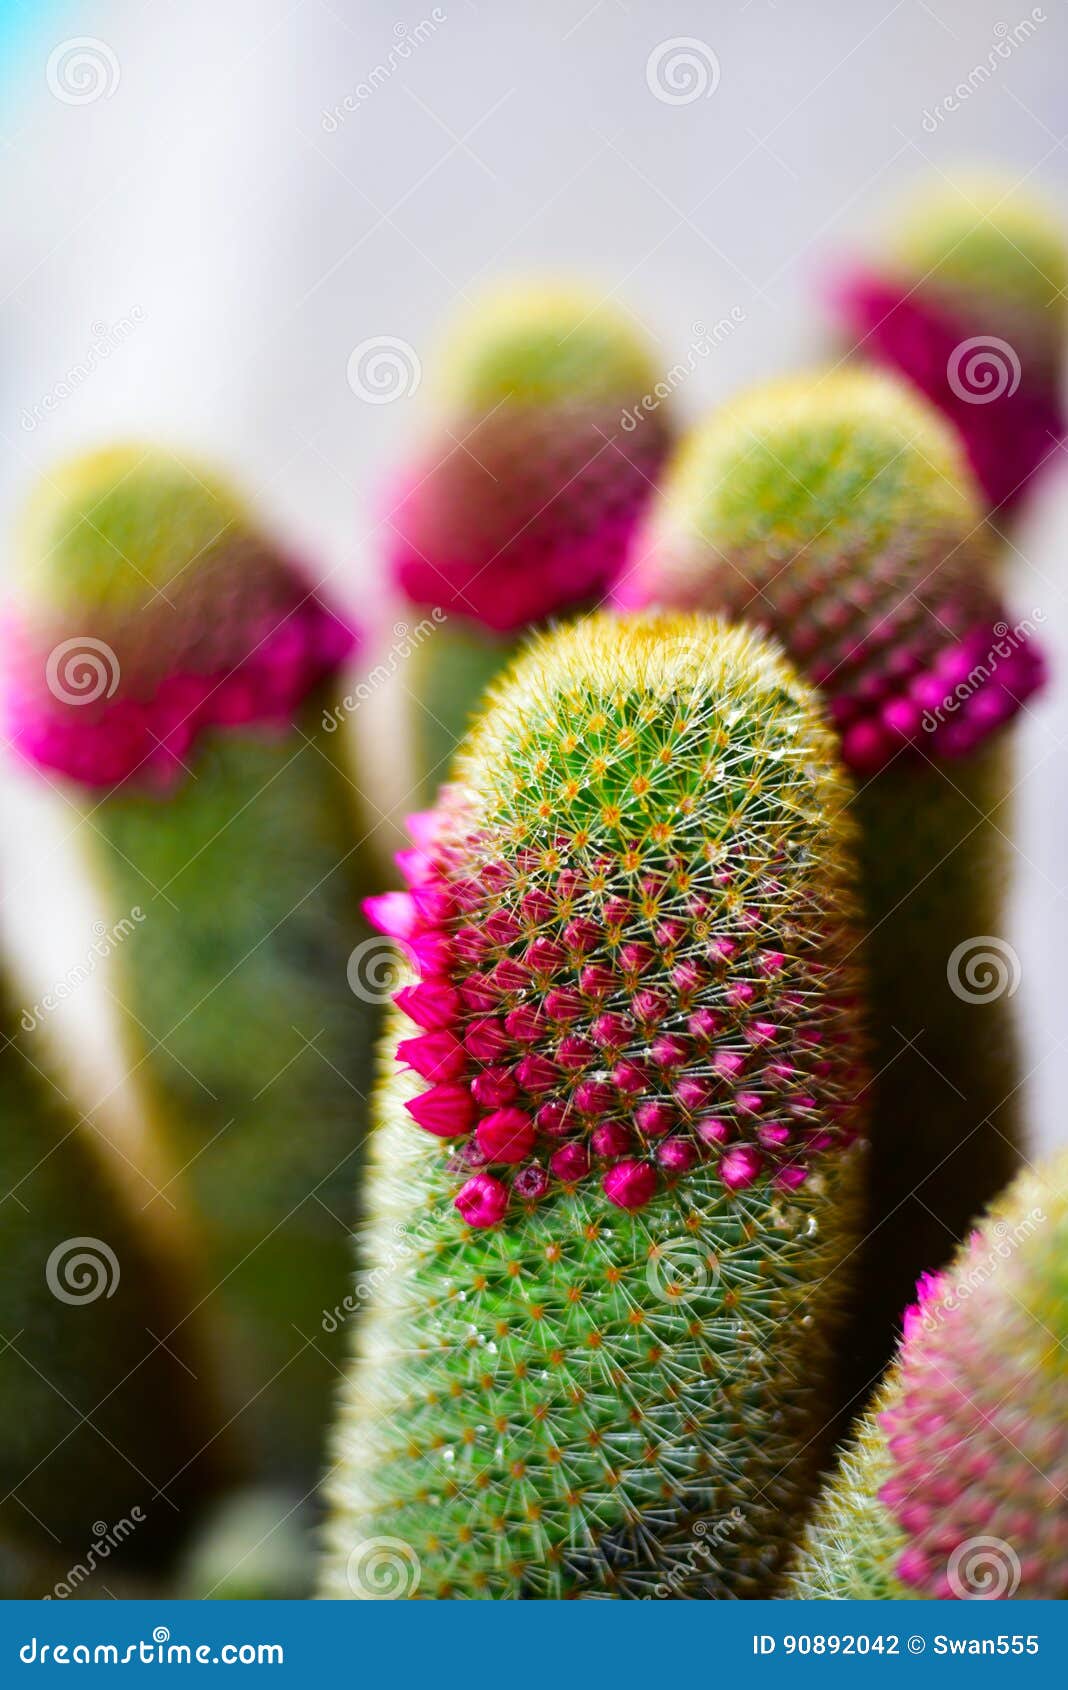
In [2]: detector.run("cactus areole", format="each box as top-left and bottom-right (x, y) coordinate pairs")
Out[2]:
(328, 614), (867, 1599)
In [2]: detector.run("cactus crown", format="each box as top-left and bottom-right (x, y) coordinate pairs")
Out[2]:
(387, 287), (671, 632)
(791, 1152), (1068, 1600)
(18, 445), (252, 614)
(888, 175), (1068, 321)
(8, 447), (354, 788)
(368, 612), (865, 1229)
(625, 370), (1045, 771)
(439, 283), (661, 410)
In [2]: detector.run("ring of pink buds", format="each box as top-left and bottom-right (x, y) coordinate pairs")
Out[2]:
(366, 799), (865, 1230)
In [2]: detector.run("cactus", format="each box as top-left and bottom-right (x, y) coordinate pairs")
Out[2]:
(5, 446), (378, 1482)
(320, 612), (868, 1599)
(787, 1151), (1068, 1599)
(828, 173), (1067, 514)
(620, 370), (1046, 1396)
(1, 973), (223, 1560)
(384, 285), (673, 798)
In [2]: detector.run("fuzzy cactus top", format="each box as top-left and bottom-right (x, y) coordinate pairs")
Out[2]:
(386, 286), (672, 632)
(367, 614), (866, 1222)
(829, 175), (1067, 512)
(6, 446), (356, 788)
(323, 613), (868, 1598)
(788, 1152), (1068, 1600)
(619, 370), (1045, 773)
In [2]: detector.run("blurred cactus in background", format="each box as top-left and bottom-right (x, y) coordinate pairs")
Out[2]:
(828, 173), (1067, 515)
(384, 285), (674, 797)
(787, 1150), (1068, 1599)
(321, 612), (867, 1599)
(621, 370), (1045, 1398)
(1, 971), (224, 1566)
(5, 447), (380, 1493)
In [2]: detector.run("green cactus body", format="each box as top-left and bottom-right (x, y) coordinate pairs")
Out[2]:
(322, 613), (868, 1599)
(787, 1153), (1068, 1599)
(9, 447), (378, 1481)
(622, 372), (1044, 1390)
(1, 982), (221, 1558)
(386, 285), (673, 802)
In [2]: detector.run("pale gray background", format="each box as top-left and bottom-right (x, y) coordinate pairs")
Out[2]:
(1, 0), (1066, 1156)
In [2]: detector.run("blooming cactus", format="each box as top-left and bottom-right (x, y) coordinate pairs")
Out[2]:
(787, 1151), (1068, 1599)
(6, 446), (378, 1481)
(621, 369), (1045, 1394)
(828, 173), (1066, 514)
(384, 284), (673, 795)
(321, 612), (867, 1598)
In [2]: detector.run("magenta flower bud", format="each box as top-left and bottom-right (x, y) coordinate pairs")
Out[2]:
(405, 1081), (475, 1138)
(602, 1158), (657, 1211)
(364, 891), (418, 940)
(635, 1101), (675, 1138)
(395, 1030), (466, 1081)
(513, 1164), (549, 1202)
(550, 1142), (590, 1183)
(579, 963), (615, 996)
(591, 1121), (631, 1158)
(556, 1035), (594, 1071)
(611, 1058), (650, 1095)
(574, 1079), (616, 1117)
(695, 1116), (731, 1147)
(503, 1003), (547, 1043)
(543, 988), (582, 1023)
(719, 1145), (764, 1191)
(394, 980), (459, 1031)
(455, 1172), (509, 1229)
(476, 1108), (536, 1165)
(464, 1018), (512, 1062)
(470, 1066), (518, 1107)
(514, 1052), (561, 1094)
(536, 1100), (572, 1138)
(657, 1137), (699, 1172)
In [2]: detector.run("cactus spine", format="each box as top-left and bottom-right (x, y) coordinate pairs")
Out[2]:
(321, 612), (867, 1599)
(829, 173), (1067, 514)
(384, 285), (673, 799)
(6, 446), (377, 1483)
(787, 1151), (1068, 1599)
(621, 370), (1045, 1394)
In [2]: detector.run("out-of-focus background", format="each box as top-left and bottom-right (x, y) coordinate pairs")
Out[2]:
(1, 0), (1066, 1151)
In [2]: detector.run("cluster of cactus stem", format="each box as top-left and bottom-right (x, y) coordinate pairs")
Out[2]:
(6, 447), (378, 1489)
(829, 173), (1067, 514)
(788, 1150), (1068, 1600)
(322, 612), (868, 1598)
(621, 369), (1043, 1392)
(384, 285), (674, 797)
